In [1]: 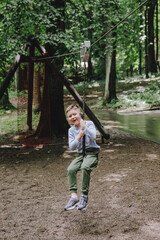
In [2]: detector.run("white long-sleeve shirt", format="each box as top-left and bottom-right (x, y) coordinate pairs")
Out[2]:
(68, 120), (100, 153)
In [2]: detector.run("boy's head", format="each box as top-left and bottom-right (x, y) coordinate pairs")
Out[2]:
(66, 104), (82, 127)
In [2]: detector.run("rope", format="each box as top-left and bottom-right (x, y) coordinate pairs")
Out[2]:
(34, 50), (80, 61)
(82, 63), (87, 157)
(82, 63), (87, 115)
(33, 0), (150, 62)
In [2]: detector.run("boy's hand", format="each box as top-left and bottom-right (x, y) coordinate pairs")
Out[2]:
(77, 130), (85, 142)
(80, 119), (86, 130)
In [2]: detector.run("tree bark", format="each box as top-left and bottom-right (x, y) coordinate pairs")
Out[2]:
(27, 44), (35, 130)
(145, 9), (149, 78)
(139, 0), (143, 75)
(156, 0), (158, 61)
(36, 0), (69, 138)
(104, 53), (111, 99)
(105, 29), (117, 103)
(34, 63), (51, 141)
(147, 0), (157, 73)
(87, 7), (93, 81)
(48, 58), (69, 137)
(33, 64), (41, 113)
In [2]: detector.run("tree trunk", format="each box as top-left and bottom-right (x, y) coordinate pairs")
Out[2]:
(139, 0), (143, 75)
(0, 89), (13, 110)
(48, 60), (69, 137)
(130, 64), (133, 77)
(87, 7), (93, 81)
(31, 0), (69, 140)
(156, 0), (158, 61)
(0, 72), (13, 110)
(139, 44), (142, 75)
(34, 63), (51, 141)
(27, 44), (35, 130)
(104, 53), (111, 99)
(103, 17), (112, 102)
(33, 64), (41, 113)
(145, 9), (149, 78)
(105, 30), (117, 103)
(147, 0), (157, 73)
(38, 0), (69, 138)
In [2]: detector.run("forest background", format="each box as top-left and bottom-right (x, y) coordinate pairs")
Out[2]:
(0, 0), (159, 140)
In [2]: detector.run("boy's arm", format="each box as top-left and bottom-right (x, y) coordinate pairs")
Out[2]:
(83, 121), (96, 140)
(68, 129), (82, 150)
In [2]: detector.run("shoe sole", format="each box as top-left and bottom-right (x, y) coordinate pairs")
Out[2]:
(77, 205), (88, 211)
(64, 203), (78, 211)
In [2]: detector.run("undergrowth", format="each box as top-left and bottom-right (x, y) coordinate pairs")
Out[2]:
(103, 78), (160, 110)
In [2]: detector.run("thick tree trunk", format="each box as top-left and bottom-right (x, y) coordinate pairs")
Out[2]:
(147, 0), (157, 73)
(48, 60), (69, 137)
(34, 63), (51, 140)
(106, 30), (117, 103)
(156, 0), (158, 61)
(30, 0), (68, 139)
(40, 0), (69, 138)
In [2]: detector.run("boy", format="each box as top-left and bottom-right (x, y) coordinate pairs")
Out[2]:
(64, 104), (100, 210)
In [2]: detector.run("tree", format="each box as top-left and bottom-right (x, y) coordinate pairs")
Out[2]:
(0, 0), (69, 139)
(107, 29), (117, 103)
(103, 0), (118, 103)
(33, 64), (42, 113)
(44, 0), (69, 137)
(0, 0), (158, 121)
(147, 0), (157, 73)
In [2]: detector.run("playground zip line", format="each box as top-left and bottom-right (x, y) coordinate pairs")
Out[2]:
(0, 0), (151, 144)
(35, 0), (151, 62)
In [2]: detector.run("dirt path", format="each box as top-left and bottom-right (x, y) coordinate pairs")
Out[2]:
(0, 128), (160, 240)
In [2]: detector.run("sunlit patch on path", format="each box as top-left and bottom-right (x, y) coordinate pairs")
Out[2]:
(140, 220), (160, 239)
(98, 168), (131, 183)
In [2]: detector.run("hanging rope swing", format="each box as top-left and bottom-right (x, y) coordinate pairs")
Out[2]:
(80, 41), (91, 117)
(80, 41), (91, 155)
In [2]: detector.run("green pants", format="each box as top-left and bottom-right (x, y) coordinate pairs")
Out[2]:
(67, 154), (98, 196)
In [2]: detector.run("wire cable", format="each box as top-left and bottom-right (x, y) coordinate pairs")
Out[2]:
(33, 0), (151, 61)
(90, 0), (151, 48)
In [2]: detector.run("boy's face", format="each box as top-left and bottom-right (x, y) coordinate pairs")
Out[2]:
(67, 108), (81, 127)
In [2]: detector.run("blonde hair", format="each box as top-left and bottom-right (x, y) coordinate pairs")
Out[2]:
(65, 104), (80, 114)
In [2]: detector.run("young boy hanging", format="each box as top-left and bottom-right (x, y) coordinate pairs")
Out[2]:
(64, 104), (100, 210)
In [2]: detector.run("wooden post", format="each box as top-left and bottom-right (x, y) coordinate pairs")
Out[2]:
(27, 44), (35, 130)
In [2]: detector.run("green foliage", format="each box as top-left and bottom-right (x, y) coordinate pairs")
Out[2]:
(0, 110), (17, 135)
(0, 109), (40, 136)
(0, 0), (66, 81)
(105, 79), (160, 109)
(0, 0), (158, 95)
(17, 111), (40, 132)
(0, 0), (151, 81)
